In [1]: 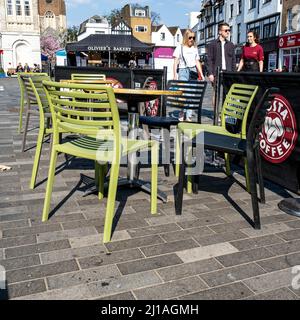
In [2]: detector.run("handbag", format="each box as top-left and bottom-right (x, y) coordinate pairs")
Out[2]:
(181, 46), (199, 80)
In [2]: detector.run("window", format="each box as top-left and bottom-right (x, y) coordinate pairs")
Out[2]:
(237, 23), (241, 43)
(135, 9), (146, 17)
(16, 0), (22, 15)
(230, 4), (234, 18)
(135, 25), (147, 32)
(45, 11), (54, 18)
(264, 22), (276, 38)
(219, 4), (223, 14)
(24, 0), (30, 16)
(160, 32), (165, 41)
(263, 0), (271, 3)
(287, 9), (293, 32)
(200, 30), (204, 40)
(177, 34), (180, 42)
(7, 0), (13, 15)
(207, 26), (213, 38)
(249, 0), (256, 10)
(238, 0), (242, 14)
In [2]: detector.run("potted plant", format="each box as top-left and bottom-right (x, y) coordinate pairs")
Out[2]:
(0, 67), (6, 78)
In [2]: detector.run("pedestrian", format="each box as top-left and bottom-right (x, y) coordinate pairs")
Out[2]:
(33, 63), (41, 72)
(237, 31), (264, 72)
(173, 29), (204, 121)
(24, 63), (30, 72)
(207, 23), (236, 85)
(15, 63), (24, 73)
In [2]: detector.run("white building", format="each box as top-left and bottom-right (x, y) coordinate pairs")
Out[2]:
(0, 0), (41, 72)
(77, 15), (110, 41)
(189, 12), (200, 29)
(151, 25), (183, 79)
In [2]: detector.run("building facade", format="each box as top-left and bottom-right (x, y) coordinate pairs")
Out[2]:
(0, 0), (41, 71)
(120, 4), (152, 43)
(38, 0), (66, 35)
(278, 0), (300, 71)
(78, 15), (110, 41)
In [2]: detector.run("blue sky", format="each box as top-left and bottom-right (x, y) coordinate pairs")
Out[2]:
(65, 0), (201, 28)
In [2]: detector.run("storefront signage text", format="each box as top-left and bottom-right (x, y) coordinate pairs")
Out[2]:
(87, 46), (131, 52)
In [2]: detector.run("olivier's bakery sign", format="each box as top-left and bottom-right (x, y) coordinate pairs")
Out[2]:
(87, 46), (131, 52)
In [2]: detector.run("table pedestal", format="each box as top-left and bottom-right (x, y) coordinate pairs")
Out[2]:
(278, 198), (300, 218)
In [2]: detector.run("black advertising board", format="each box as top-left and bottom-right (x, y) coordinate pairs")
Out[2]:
(221, 71), (300, 193)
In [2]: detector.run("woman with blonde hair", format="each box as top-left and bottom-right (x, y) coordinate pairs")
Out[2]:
(173, 29), (204, 121)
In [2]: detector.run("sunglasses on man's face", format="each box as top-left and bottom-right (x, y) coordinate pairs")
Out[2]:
(189, 36), (195, 40)
(223, 29), (231, 33)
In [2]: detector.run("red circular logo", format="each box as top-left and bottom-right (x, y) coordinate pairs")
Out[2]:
(145, 80), (159, 116)
(259, 94), (298, 163)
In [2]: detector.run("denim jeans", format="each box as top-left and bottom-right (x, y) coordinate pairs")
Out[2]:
(178, 67), (197, 119)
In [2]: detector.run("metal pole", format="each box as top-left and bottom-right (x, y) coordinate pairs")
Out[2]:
(108, 50), (111, 68)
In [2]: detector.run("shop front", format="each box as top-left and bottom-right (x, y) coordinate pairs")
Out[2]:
(278, 32), (300, 72)
(66, 34), (153, 69)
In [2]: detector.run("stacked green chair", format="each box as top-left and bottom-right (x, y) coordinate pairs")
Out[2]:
(176, 83), (259, 194)
(71, 73), (106, 81)
(175, 87), (279, 229)
(42, 81), (158, 243)
(17, 72), (48, 134)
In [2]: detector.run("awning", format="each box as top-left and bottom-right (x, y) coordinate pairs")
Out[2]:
(66, 34), (153, 53)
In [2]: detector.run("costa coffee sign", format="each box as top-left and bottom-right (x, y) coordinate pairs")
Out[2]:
(259, 94), (298, 164)
(278, 32), (300, 49)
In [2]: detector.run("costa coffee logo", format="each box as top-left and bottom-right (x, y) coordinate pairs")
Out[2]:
(279, 37), (284, 47)
(259, 94), (298, 164)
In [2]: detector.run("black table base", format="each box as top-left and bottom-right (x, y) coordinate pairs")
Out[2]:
(278, 198), (300, 218)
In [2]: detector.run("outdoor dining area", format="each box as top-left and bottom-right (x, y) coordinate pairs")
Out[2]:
(1, 69), (300, 300)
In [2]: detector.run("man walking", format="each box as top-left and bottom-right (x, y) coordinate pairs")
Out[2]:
(207, 23), (236, 84)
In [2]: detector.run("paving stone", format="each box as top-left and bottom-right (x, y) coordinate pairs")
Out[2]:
(230, 235), (284, 251)
(78, 248), (144, 270)
(176, 216), (227, 229)
(276, 229), (300, 241)
(240, 223), (292, 238)
(69, 231), (131, 248)
(0, 235), (37, 249)
(216, 247), (275, 268)
(2, 223), (62, 238)
(127, 223), (181, 238)
(244, 287), (299, 300)
(13, 283), (92, 300)
(47, 265), (121, 290)
(257, 252), (300, 273)
(5, 240), (71, 259)
(0, 254), (40, 271)
(97, 291), (136, 300)
(160, 227), (214, 243)
(194, 231), (248, 246)
(266, 239), (300, 256)
(87, 271), (162, 299)
(134, 276), (208, 300)
(243, 268), (295, 294)
(288, 286), (300, 298)
(176, 243), (239, 263)
(0, 248), (4, 260)
(6, 259), (79, 284)
(40, 243), (105, 264)
(30, 212), (85, 225)
(157, 258), (223, 281)
(7, 279), (47, 299)
(36, 226), (98, 243)
(200, 263), (266, 287)
(285, 220), (300, 229)
(0, 219), (29, 230)
(145, 213), (198, 226)
(117, 254), (183, 275)
(208, 221), (251, 233)
(180, 282), (253, 300)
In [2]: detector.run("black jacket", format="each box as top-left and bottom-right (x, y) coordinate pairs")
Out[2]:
(207, 38), (236, 76)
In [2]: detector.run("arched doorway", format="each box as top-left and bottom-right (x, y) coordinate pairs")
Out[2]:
(14, 42), (32, 67)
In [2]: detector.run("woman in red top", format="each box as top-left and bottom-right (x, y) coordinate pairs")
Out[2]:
(237, 31), (264, 72)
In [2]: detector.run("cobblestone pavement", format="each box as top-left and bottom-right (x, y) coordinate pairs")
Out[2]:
(0, 78), (300, 300)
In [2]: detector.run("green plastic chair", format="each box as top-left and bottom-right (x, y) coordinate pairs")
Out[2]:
(71, 73), (106, 81)
(17, 72), (48, 133)
(42, 80), (158, 243)
(176, 83), (259, 193)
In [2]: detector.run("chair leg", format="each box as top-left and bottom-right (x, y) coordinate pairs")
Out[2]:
(29, 128), (45, 189)
(18, 98), (25, 133)
(103, 162), (120, 243)
(187, 143), (193, 194)
(21, 112), (30, 152)
(247, 152), (261, 229)
(224, 153), (231, 176)
(175, 128), (181, 177)
(42, 149), (58, 222)
(151, 141), (158, 215)
(95, 161), (105, 200)
(175, 144), (185, 215)
(244, 158), (251, 193)
(255, 148), (265, 204)
(162, 128), (170, 177)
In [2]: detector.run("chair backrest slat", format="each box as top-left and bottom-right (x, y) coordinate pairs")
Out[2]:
(221, 83), (259, 138)
(42, 81), (121, 146)
(164, 80), (207, 123)
(71, 73), (106, 81)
